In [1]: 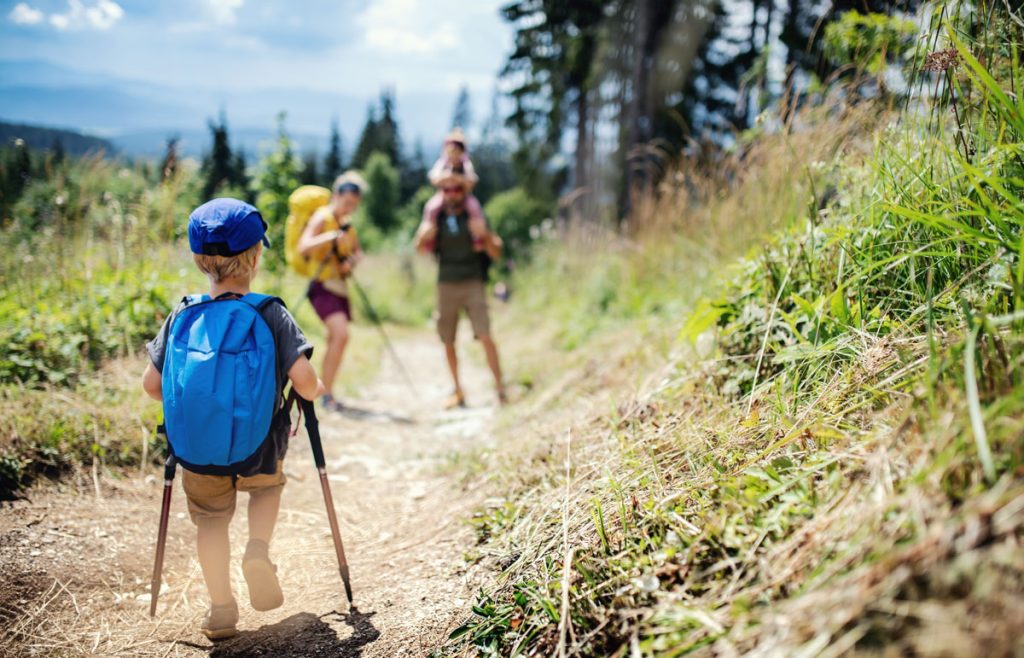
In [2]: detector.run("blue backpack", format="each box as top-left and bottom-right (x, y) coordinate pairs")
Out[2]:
(160, 292), (283, 475)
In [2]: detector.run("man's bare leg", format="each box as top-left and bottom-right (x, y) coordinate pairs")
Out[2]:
(479, 334), (505, 402)
(444, 341), (464, 407)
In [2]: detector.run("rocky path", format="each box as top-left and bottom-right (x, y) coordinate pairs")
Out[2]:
(0, 330), (500, 657)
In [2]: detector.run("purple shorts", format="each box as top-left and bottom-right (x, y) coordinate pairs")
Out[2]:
(308, 281), (352, 322)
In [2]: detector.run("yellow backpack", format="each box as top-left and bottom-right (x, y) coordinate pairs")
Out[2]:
(284, 185), (358, 280)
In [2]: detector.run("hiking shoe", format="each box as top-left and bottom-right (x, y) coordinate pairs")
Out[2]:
(497, 388), (509, 406)
(443, 390), (466, 410)
(201, 600), (239, 640)
(321, 394), (346, 414)
(242, 540), (284, 612)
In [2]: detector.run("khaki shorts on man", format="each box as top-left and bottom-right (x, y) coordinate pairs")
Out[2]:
(437, 279), (491, 344)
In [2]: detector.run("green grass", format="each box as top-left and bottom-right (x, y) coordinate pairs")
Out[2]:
(442, 8), (1024, 656)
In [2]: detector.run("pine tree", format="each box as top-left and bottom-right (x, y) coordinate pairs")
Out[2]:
(200, 112), (236, 200)
(10, 139), (31, 199)
(362, 151), (400, 233)
(230, 149), (249, 197)
(160, 136), (178, 182)
(501, 0), (606, 199)
(450, 86), (473, 130)
(300, 150), (320, 185)
(323, 119), (344, 183)
(399, 138), (429, 203)
(351, 89), (403, 172)
(350, 104), (379, 171)
(49, 137), (65, 170)
(375, 88), (401, 167)
(254, 112), (301, 272)
(0, 139), (34, 224)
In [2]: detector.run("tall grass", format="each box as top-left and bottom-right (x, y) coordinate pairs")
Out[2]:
(0, 157), (199, 496)
(510, 103), (876, 352)
(442, 5), (1024, 656)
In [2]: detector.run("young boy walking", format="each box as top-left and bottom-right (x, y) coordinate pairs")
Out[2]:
(142, 198), (324, 639)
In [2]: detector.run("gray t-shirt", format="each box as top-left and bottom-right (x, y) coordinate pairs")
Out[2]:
(146, 295), (313, 476)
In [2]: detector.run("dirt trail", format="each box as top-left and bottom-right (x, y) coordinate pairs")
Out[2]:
(0, 330), (500, 657)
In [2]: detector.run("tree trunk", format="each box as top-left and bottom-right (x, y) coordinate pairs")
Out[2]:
(620, 0), (676, 222)
(574, 86), (591, 218)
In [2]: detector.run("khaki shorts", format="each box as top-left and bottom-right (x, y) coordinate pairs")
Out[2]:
(437, 280), (490, 344)
(182, 460), (286, 524)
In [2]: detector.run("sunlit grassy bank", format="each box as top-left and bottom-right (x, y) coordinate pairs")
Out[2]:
(441, 21), (1024, 658)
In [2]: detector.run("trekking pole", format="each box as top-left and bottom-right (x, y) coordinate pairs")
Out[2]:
(149, 454), (177, 617)
(292, 256), (332, 311)
(299, 397), (354, 604)
(348, 273), (419, 397)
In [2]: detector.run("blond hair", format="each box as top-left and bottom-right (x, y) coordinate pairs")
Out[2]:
(333, 170), (369, 193)
(193, 243), (261, 283)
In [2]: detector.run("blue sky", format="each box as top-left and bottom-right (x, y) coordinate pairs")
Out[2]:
(1, 0), (514, 143)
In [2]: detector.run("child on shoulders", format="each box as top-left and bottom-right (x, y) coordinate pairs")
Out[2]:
(422, 127), (485, 226)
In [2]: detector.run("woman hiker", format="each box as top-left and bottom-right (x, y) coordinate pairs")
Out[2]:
(296, 171), (366, 412)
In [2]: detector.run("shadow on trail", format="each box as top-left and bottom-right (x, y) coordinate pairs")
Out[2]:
(334, 404), (415, 425)
(205, 608), (379, 658)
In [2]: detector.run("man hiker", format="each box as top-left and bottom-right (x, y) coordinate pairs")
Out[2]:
(414, 173), (507, 408)
(296, 171), (366, 412)
(142, 198), (324, 639)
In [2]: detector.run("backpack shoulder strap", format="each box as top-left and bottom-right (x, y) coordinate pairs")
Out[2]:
(243, 294), (289, 412)
(239, 293), (285, 312)
(183, 293), (209, 306)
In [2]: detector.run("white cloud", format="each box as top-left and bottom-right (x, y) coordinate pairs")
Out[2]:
(358, 0), (460, 55)
(48, 0), (124, 31)
(364, 23), (458, 55)
(87, 0), (123, 29)
(205, 0), (244, 25)
(8, 3), (45, 25)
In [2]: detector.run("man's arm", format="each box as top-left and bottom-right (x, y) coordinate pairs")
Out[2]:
(483, 231), (502, 260)
(414, 220), (438, 254)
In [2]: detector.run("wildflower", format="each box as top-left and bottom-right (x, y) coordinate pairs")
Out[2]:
(923, 48), (959, 72)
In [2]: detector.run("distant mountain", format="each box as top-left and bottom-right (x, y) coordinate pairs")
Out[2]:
(112, 127), (332, 160)
(0, 58), (133, 89)
(0, 58), (461, 160)
(0, 121), (114, 156)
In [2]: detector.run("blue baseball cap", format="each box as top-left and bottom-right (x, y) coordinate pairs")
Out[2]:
(188, 198), (270, 256)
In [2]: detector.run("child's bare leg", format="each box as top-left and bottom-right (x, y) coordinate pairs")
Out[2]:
(196, 518), (233, 606)
(466, 194), (484, 220)
(247, 485), (282, 544)
(241, 478), (285, 611)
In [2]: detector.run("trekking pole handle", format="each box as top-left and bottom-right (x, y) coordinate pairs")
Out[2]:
(299, 398), (326, 469)
(163, 454), (177, 481)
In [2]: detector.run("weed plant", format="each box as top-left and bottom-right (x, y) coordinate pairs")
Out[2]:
(444, 6), (1024, 657)
(0, 156), (198, 495)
